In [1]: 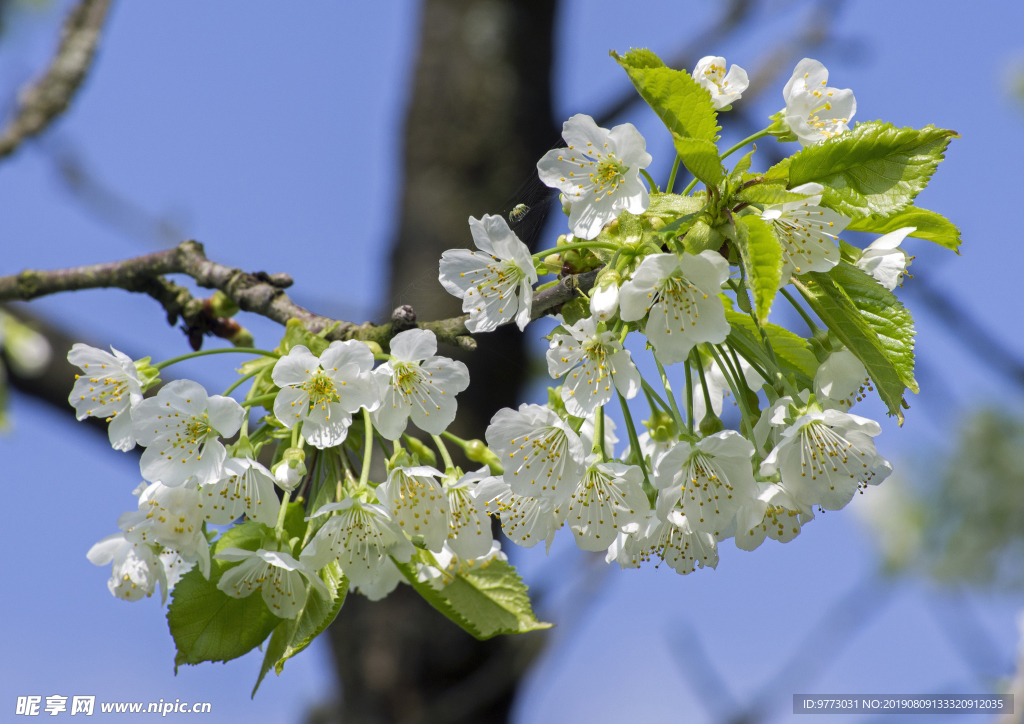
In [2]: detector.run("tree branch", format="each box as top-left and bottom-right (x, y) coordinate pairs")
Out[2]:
(0, 0), (114, 160)
(0, 241), (599, 352)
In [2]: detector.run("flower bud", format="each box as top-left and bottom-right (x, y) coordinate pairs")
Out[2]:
(273, 446), (307, 490)
(589, 269), (621, 321)
(464, 439), (503, 475)
(364, 340), (384, 356)
(207, 290), (240, 319)
(229, 326), (255, 348)
(0, 313), (51, 377)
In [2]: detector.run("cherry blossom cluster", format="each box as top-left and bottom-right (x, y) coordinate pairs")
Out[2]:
(76, 55), (926, 617)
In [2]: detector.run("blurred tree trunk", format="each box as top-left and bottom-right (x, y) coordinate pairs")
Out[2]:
(323, 1), (557, 723)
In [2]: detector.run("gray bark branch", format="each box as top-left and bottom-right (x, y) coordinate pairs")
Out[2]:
(0, 0), (114, 159)
(0, 240), (597, 352)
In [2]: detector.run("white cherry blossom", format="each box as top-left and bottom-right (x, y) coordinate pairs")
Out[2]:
(856, 227), (916, 290)
(87, 532), (160, 602)
(350, 556), (405, 601)
(734, 483), (813, 551)
(301, 497), (415, 587)
(762, 183), (851, 281)
(443, 467), (507, 559)
(619, 251), (730, 365)
(693, 56), (749, 109)
(272, 341), (380, 449)
(198, 455), (280, 526)
(783, 58), (856, 146)
(68, 344), (144, 452)
(627, 511), (719, 575)
(132, 380), (244, 487)
(371, 329), (470, 440)
(1, 312), (50, 376)
(814, 348), (871, 410)
(546, 317), (641, 417)
(566, 459), (649, 551)
(119, 482), (210, 578)
(760, 408), (891, 512)
(485, 403), (586, 503)
(416, 541), (507, 591)
(439, 215), (538, 332)
(216, 547), (328, 619)
(489, 487), (566, 553)
(653, 430), (759, 537)
(622, 431), (671, 470)
(377, 465), (448, 552)
(537, 113), (652, 239)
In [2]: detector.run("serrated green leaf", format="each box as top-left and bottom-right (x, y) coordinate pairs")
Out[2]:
(612, 48), (719, 143)
(793, 266), (915, 420)
(735, 216), (783, 324)
(725, 311), (818, 388)
(277, 318), (329, 356)
(789, 121), (957, 219)
(764, 157), (790, 182)
(729, 147), (756, 180)
(253, 562), (347, 697)
(168, 521), (280, 670)
(393, 550), (551, 640)
(674, 137), (724, 187)
(846, 206), (961, 253)
(829, 262), (917, 395)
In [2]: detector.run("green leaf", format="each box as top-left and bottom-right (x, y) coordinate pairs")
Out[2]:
(645, 192), (705, 219)
(674, 137), (724, 187)
(830, 262), (918, 394)
(281, 501), (308, 546)
(733, 178), (810, 206)
(725, 310), (818, 388)
(168, 522), (281, 670)
(846, 206), (961, 253)
(793, 265), (916, 421)
(276, 318), (329, 356)
(393, 549), (551, 640)
(734, 216), (783, 324)
(788, 121), (957, 219)
(729, 147), (756, 179)
(561, 296), (591, 326)
(253, 562), (347, 697)
(612, 49), (719, 143)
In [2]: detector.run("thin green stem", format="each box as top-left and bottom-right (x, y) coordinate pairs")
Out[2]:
(780, 287), (820, 334)
(431, 434), (456, 472)
(241, 393), (277, 410)
(682, 176), (700, 196)
(222, 367), (262, 396)
(653, 355), (685, 431)
(154, 347), (279, 371)
(665, 154), (681, 194)
(693, 352), (716, 424)
(291, 422), (301, 449)
(359, 409), (374, 487)
(618, 393), (650, 487)
(275, 490), (292, 537)
(592, 405), (606, 460)
(531, 240), (621, 260)
(640, 378), (673, 417)
(684, 359), (695, 435)
(708, 343), (753, 424)
(640, 168), (659, 193)
(248, 422), (272, 446)
(720, 129), (770, 161)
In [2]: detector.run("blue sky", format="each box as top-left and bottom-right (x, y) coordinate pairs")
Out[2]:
(2, 1), (1023, 721)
